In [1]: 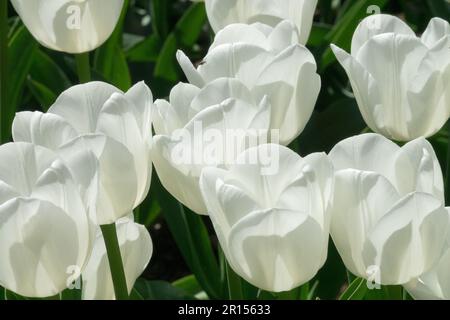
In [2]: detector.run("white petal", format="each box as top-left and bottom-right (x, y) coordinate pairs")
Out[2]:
(124, 81), (154, 139)
(363, 193), (450, 285)
(12, 111), (77, 150)
(97, 93), (152, 208)
(330, 170), (400, 277)
(58, 134), (138, 225)
(176, 50), (205, 88)
(0, 142), (57, 196)
(228, 208), (325, 292)
(394, 137), (444, 200)
(329, 133), (400, 184)
(331, 45), (383, 134)
(421, 17), (450, 49)
(48, 82), (122, 134)
(0, 197), (87, 297)
(351, 14), (415, 55)
(11, 0), (124, 53)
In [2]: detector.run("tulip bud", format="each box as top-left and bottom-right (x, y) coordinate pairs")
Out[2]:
(199, 144), (333, 292)
(0, 142), (96, 297)
(194, 0), (318, 45)
(329, 133), (450, 285)
(11, 0), (125, 53)
(331, 15), (450, 141)
(12, 81), (154, 225)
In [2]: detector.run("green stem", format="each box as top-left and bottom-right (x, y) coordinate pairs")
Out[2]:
(75, 52), (91, 83)
(100, 223), (129, 300)
(225, 261), (243, 300)
(0, 0), (8, 143)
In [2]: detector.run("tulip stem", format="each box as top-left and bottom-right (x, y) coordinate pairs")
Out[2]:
(75, 53), (91, 83)
(225, 261), (243, 300)
(100, 223), (129, 300)
(0, 0), (8, 143)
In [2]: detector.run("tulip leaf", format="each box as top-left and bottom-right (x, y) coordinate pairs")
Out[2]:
(426, 0), (450, 21)
(4, 25), (38, 140)
(26, 77), (57, 111)
(130, 279), (195, 300)
(339, 277), (368, 300)
(320, 0), (389, 70)
(94, 0), (131, 91)
(29, 50), (71, 98)
(154, 178), (222, 299)
(173, 275), (204, 298)
(126, 34), (163, 62)
(154, 2), (207, 82)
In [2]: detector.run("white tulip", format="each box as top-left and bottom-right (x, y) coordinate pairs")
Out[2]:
(152, 78), (271, 214)
(82, 215), (153, 300)
(329, 133), (450, 285)
(11, 0), (124, 53)
(199, 144), (333, 292)
(177, 20), (321, 146)
(331, 15), (450, 141)
(0, 142), (97, 297)
(194, 0), (318, 44)
(12, 81), (153, 225)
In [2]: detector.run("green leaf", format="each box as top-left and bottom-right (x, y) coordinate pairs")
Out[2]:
(155, 178), (222, 299)
(26, 77), (57, 110)
(94, 0), (131, 90)
(426, 0), (450, 21)
(320, 0), (389, 70)
(339, 277), (367, 300)
(130, 279), (195, 300)
(29, 50), (71, 97)
(4, 25), (38, 140)
(154, 2), (207, 82)
(173, 275), (203, 297)
(126, 34), (163, 62)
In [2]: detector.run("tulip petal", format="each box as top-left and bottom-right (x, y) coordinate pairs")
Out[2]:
(12, 111), (78, 150)
(330, 170), (400, 277)
(58, 134), (137, 225)
(0, 142), (57, 196)
(331, 45), (383, 134)
(0, 197), (82, 297)
(176, 50), (205, 88)
(329, 133), (400, 183)
(97, 93), (151, 208)
(363, 193), (449, 285)
(351, 14), (415, 55)
(48, 82), (122, 134)
(228, 208), (325, 292)
(421, 17), (450, 49)
(151, 135), (208, 215)
(123, 81), (154, 139)
(394, 138), (444, 200)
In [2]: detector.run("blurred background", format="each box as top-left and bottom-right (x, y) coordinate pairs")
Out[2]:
(2, 0), (450, 299)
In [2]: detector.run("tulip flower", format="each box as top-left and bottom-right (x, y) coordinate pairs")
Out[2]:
(152, 78), (271, 214)
(331, 15), (450, 141)
(82, 215), (153, 300)
(177, 20), (321, 146)
(405, 239), (450, 300)
(193, 0), (318, 45)
(199, 144), (333, 292)
(12, 81), (153, 225)
(0, 142), (97, 297)
(10, 0), (124, 53)
(329, 133), (450, 285)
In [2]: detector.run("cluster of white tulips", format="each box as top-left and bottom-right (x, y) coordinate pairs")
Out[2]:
(1, 0), (450, 300)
